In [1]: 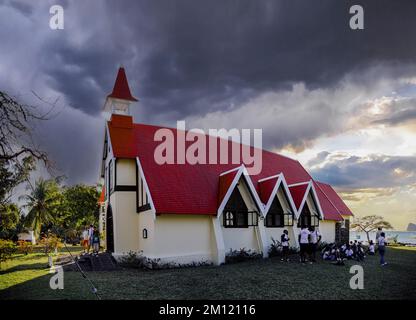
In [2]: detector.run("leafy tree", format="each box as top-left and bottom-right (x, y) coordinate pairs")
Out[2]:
(0, 202), (21, 240)
(351, 215), (393, 242)
(56, 185), (99, 239)
(0, 239), (17, 266)
(20, 178), (62, 237)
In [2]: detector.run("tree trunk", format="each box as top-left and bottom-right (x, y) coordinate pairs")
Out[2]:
(365, 231), (371, 243)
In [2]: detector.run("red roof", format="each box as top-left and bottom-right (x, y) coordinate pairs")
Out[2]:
(315, 182), (353, 216)
(107, 67), (138, 102)
(288, 184), (309, 210)
(107, 114), (349, 220)
(258, 176), (279, 204)
(218, 169), (239, 207)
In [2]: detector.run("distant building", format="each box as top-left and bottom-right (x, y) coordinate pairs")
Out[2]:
(17, 230), (36, 244)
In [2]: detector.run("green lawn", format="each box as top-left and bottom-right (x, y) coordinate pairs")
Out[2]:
(1, 246), (415, 300)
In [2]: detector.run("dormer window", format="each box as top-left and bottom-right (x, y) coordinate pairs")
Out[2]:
(222, 187), (258, 228)
(265, 197), (294, 227)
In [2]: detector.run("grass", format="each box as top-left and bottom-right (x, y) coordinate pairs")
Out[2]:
(0, 246), (415, 300)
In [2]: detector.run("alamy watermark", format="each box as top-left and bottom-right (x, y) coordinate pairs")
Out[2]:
(49, 5), (64, 30)
(153, 121), (263, 175)
(349, 265), (364, 290)
(49, 265), (64, 290)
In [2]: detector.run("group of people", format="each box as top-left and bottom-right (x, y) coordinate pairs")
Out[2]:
(81, 224), (101, 255)
(279, 226), (322, 263)
(279, 226), (388, 266)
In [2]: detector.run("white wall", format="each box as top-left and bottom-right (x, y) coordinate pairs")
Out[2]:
(116, 159), (136, 185)
(319, 221), (336, 244)
(150, 214), (215, 264)
(112, 191), (141, 255)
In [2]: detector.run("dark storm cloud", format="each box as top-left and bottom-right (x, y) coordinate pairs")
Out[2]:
(1, 0), (416, 185)
(310, 153), (416, 189)
(18, 0), (416, 118)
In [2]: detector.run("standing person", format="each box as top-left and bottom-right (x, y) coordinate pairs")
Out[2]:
(82, 226), (89, 254)
(281, 229), (290, 262)
(92, 229), (100, 256)
(87, 224), (94, 254)
(378, 232), (387, 266)
(375, 227), (382, 251)
(309, 226), (322, 263)
(298, 226), (310, 264)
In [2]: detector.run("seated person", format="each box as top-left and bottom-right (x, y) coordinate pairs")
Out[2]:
(368, 240), (375, 255)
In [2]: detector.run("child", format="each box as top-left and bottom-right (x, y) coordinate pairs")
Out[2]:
(378, 232), (387, 266)
(280, 230), (290, 262)
(92, 229), (100, 256)
(345, 245), (353, 259)
(368, 240), (375, 255)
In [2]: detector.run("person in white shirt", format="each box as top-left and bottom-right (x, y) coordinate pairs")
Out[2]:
(378, 232), (387, 266)
(82, 227), (89, 254)
(280, 230), (290, 262)
(368, 240), (375, 255)
(88, 224), (94, 254)
(309, 226), (322, 263)
(298, 226), (310, 263)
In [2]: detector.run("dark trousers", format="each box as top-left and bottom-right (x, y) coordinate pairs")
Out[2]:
(300, 244), (308, 262)
(379, 246), (386, 264)
(309, 243), (317, 262)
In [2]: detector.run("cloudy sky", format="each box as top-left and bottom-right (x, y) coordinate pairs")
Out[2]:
(1, 0), (416, 229)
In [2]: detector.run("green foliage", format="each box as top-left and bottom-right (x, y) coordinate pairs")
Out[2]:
(17, 240), (33, 255)
(0, 202), (21, 239)
(119, 251), (212, 270)
(20, 178), (62, 237)
(268, 237), (298, 257)
(57, 184), (100, 233)
(225, 248), (262, 264)
(38, 233), (62, 256)
(0, 239), (17, 265)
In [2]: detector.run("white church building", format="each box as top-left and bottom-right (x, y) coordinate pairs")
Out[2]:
(98, 67), (353, 265)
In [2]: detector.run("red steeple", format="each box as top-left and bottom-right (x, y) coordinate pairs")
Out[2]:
(107, 67), (138, 102)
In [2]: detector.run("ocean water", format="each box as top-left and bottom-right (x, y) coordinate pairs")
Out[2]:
(350, 231), (416, 245)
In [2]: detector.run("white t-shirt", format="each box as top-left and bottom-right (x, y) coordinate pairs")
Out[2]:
(281, 234), (289, 247)
(310, 230), (321, 244)
(88, 227), (94, 238)
(82, 230), (89, 240)
(299, 229), (310, 244)
(369, 244), (375, 253)
(378, 236), (386, 246)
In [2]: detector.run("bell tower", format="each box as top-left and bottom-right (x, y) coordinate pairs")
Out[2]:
(103, 66), (138, 116)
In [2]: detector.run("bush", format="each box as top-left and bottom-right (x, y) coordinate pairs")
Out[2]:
(39, 233), (63, 256)
(0, 239), (17, 265)
(17, 240), (33, 255)
(225, 248), (262, 264)
(268, 237), (298, 257)
(119, 251), (212, 270)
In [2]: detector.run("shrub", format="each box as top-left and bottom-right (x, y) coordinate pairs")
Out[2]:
(0, 239), (17, 265)
(268, 237), (298, 257)
(119, 251), (212, 270)
(17, 240), (33, 255)
(225, 248), (262, 264)
(39, 233), (63, 256)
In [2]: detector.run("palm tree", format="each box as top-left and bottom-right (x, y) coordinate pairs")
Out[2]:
(20, 178), (61, 237)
